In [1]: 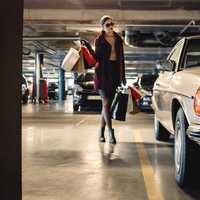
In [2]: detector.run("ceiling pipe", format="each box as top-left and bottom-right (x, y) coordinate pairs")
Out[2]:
(23, 36), (80, 41)
(33, 41), (56, 55)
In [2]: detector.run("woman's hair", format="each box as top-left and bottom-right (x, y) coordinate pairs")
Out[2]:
(100, 15), (113, 26)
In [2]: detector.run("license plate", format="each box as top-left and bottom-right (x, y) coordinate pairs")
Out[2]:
(88, 96), (101, 100)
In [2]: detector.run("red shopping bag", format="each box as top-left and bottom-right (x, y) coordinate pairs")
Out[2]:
(81, 46), (96, 66)
(129, 86), (143, 103)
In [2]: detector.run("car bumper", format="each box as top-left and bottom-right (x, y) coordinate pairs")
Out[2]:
(187, 124), (200, 145)
(74, 93), (102, 108)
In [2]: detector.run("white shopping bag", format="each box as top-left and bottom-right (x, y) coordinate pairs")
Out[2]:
(61, 48), (80, 71)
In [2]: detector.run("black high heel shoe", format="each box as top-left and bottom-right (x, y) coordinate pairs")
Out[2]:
(109, 128), (116, 144)
(99, 127), (105, 143)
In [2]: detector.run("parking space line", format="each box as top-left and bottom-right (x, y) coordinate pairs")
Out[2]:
(134, 131), (165, 200)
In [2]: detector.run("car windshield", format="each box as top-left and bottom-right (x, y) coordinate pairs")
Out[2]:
(76, 73), (94, 83)
(184, 39), (200, 68)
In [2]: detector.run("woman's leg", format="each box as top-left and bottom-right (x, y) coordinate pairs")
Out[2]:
(99, 90), (116, 143)
(100, 108), (106, 129)
(101, 96), (112, 130)
(98, 90), (107, 142)
(99, 106), (106, 142)
(108, 92), (117, 144)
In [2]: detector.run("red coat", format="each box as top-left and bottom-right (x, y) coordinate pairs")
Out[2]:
(94, 31), (126, 91)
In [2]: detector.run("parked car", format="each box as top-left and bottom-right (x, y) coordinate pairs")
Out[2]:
(73, 72), (102, 111)
(135, 74), (158, 111)
(152, 36), (200, 187)
(48, 82), (58, 100)
(21, 75), (29, 104)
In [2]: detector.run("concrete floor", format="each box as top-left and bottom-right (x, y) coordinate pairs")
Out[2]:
(22, 100), (200, 200)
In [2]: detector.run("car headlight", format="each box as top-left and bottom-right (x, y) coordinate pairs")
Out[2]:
(194, 87), (200, 116)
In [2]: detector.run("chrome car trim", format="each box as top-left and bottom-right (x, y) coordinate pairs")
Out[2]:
(187, 125), (200, 145)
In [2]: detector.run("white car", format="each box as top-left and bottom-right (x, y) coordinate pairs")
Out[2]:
(152, 36), (200, 187)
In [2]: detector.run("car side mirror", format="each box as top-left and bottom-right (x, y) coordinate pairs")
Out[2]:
(161, 60), (176, 72)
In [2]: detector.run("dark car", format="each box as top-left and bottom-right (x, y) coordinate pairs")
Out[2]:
(48, 82), (58, 100)
(137, 74), (158, 111)
(73, 72), (102, 112)
(21, 75), (29, 104)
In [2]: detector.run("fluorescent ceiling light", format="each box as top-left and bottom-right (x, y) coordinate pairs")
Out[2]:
(23, 59), (35, 64)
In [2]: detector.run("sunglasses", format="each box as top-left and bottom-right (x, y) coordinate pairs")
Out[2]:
(105, 22), (115, 28)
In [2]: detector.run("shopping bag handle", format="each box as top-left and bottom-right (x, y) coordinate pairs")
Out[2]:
(117, 84), (129, 94)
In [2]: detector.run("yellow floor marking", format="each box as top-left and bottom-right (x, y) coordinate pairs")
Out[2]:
(134, 131), (165, 200)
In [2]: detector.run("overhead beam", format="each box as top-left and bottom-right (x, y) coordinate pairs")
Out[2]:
(24, 9), (200, 23)
(23, 36), (80, 41)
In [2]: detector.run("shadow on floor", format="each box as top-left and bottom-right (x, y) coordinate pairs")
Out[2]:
(27, 141), (200, 198)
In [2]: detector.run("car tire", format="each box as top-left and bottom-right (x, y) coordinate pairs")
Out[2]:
(73, 105), (79, 112)
(154, 114), (170, 141)
(174, 107), (199, 187)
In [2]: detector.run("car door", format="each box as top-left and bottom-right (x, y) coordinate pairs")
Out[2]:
(154, 39), (185, 130)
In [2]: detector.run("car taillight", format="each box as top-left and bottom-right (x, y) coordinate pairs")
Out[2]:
(194, 87), (200, 116)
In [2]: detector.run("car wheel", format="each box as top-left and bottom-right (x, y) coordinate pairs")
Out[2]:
(154, 114), (170, 141)
(73, 105), (79, 112)
(174, 107), (199, 187)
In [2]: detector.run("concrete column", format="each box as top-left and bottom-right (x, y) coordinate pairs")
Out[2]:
(0, 0), (23, 199)
(35, 53), (44, 101)
(59, 67), (66, 101)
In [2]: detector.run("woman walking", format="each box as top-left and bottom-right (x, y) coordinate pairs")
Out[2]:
(94, 15), (126, 144)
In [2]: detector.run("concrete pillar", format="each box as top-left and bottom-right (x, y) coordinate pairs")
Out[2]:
(35, 52), (44, 102)
(0, 0), (23, 199)
(59, 67), (66, 101)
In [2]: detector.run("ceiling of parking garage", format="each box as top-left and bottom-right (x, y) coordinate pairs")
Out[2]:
(24, 0), (200, 44)
(23, 0), (200, 76)
(25, 0), (200, 10)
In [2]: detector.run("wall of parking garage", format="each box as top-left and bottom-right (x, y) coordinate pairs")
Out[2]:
(0, 1), (23, 199)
